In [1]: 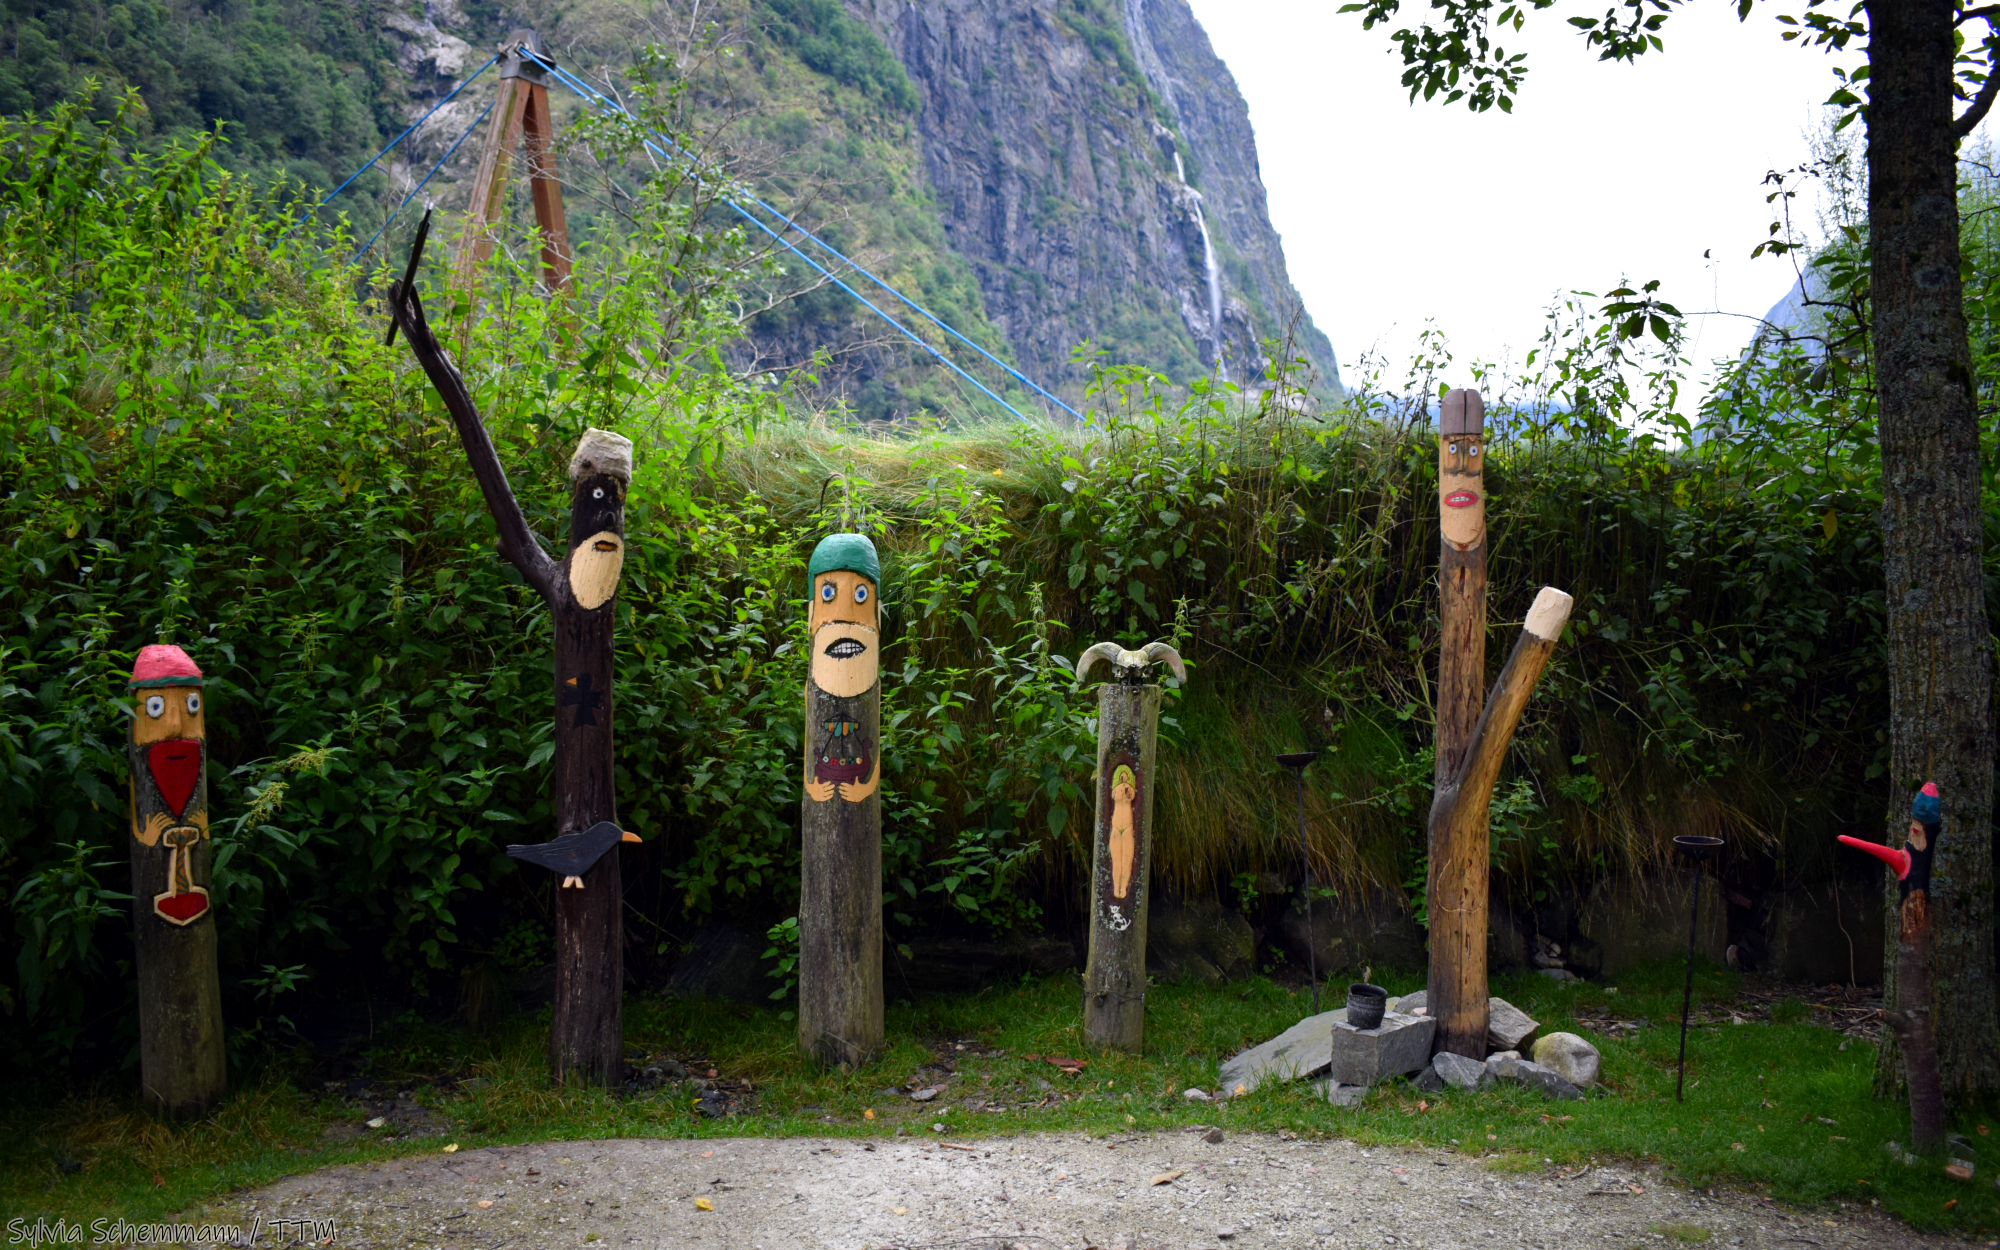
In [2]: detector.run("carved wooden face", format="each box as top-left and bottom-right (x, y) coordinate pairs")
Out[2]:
(1439, 433), (1485, 550)
(567, 473), (625, 610)
(134, 685), (205, 747)
(809, 568), (879, 698)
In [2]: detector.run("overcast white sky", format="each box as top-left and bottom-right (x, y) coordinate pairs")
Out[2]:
(1184, 1), (1858, 402)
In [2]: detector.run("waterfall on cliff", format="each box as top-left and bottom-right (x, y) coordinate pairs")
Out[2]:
(1173, 151), (1226, 380)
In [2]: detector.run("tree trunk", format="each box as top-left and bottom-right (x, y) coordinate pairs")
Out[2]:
(1865, 0), (2000, 1103)
(1887, 910), (1946, 1152)
(1084, 682), (1163, 1053)
(1428, 588), (1571, 1058)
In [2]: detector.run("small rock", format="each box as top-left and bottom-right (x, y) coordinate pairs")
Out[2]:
(910, 1087), (940, 1102)
(1314, 1079), (1365, 1107)
(1203, 1127), (1225, 1144)
(1486, 998), (1539, 1050)
(1390, 990), (1426, 1015)
(1483, 1050), (1520, 1077)
(1431, 1051), (1489, 1091)
(930, 1122), (946, 1133)
(1487, 1055), (1581, 1100)
(1183, 1087), (1212, 1102)
(1215, 1228), (1235, 1241)
(1947, 1161), (1976, 1181)
(895, 1126), (910, 1137)
(364, 1117), (387, 1129)
(1412, 1065), (1445, 1092)
(1315, 1226), (1335, 1237)
(1530, 1032), (1601, 1087)
(1538, 968), (1576, 981)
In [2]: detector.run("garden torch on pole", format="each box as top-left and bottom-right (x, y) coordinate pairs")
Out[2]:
(1278, 750), (1321, 1013)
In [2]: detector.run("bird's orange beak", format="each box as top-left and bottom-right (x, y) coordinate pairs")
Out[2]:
(621, 830), (642, 843)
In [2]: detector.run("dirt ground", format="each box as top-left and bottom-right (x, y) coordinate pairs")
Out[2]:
(199, 1130), (1974, 1250)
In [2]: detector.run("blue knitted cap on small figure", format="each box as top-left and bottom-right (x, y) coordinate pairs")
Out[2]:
(1911, 781), (1942, 826)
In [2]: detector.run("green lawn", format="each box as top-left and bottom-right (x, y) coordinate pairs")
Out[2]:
(5, 963), (1995, 1236)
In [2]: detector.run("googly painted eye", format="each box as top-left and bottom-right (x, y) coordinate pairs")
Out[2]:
(1469, 443), (1481, 457)
(854, 584), (869, 604)
(1447, 442), (1459, 455)
(185, 692), (201, 715)
(593, 486), (605, 499)
(145, 695), (165, 718)
(820, 582), (837, 602)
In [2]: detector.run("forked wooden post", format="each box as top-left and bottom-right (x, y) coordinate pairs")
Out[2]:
(1428, 588), (1573, 1059)
(798, 535), (886, 1069)
(456, 31), (573, 302)
(127, 644), (226, 1118)
(387, 276), (635, 1086)
(1077, 642), (1184, 1053)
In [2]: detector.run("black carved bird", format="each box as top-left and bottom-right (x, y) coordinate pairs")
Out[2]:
(506, 820), (641, 888)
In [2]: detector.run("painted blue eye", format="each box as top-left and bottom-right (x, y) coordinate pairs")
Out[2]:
(853, 584), (869, 604)
(820, 582), (836, 602)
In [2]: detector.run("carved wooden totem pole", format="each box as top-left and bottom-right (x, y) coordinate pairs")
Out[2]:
(127, 644), (226, 1117)
(1077, 641), (1185, 1052)
(1840, 783), (1946, 1152)
(1426, 389), (1575, 1060)
(388, 277), (639, 1086)
(798, 534), (886, 1068)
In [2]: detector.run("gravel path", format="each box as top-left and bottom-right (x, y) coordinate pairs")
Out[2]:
(197, 1130), (1968, 1250)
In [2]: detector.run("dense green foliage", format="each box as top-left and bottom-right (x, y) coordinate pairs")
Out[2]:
(760, 0), (918, 112)
(0, 83), (1996, 1086)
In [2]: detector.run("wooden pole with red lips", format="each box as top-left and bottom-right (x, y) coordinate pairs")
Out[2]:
(127, 644), (226, 1118)
(798, 534), (885, 1068)
(1076, 641), (1185, 1053)
(387, 276), (640, 1086)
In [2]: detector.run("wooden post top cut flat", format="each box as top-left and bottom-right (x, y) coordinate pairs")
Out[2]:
(1441, 388), (1485, 436)
(1522, 586), (1574, 642)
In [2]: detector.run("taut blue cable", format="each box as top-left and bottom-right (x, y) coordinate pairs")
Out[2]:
(352, 100), (495, 265)
(521, 49), (1073, 425)
(275, 53), (499, 243)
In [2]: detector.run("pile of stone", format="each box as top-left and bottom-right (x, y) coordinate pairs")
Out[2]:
(1213, 988), (1603, 1106)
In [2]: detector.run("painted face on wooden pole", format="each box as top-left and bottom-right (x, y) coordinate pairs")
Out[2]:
(1439, 388), (1486, 552)
(128, 645), (210, 926)
(804, 534), (881, 804)
(565, 430), (630, 611)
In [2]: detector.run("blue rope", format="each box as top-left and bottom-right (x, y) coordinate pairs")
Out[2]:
(352, 100), (495, 265)
(275, 53), (499, 243)
(520, 50), (1075, 425)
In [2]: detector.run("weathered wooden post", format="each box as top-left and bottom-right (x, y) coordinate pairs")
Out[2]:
(798, 534), (886, 1068)
(1428, 587), (1573, 1059)
(1840, 783), (1946, 1152)
(127, 644), (226, 1117)
(387, 276), (636, 1086)
(1427, 387), (1490, 1055)
(1077, 641), (1185, 1053)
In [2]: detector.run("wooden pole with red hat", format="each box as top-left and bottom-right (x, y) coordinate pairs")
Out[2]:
(1840, 782), (1946, 1153)
(127, 643), (226, 1117)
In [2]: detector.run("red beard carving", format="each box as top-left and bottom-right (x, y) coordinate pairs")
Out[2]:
(148, 739), (202, 817)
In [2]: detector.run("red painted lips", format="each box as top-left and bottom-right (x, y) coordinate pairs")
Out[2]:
(147, 739), (202, 817)
(1444, 489), (1480, 509)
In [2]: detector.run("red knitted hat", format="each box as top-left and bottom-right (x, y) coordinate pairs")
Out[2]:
(129, 644), (204, 688)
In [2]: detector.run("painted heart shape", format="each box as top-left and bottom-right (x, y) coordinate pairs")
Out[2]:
(147, 740), (202, 818)
(155, 889), (209, 924)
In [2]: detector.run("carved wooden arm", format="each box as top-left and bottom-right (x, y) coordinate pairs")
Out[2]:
(387, 279), (558, 604)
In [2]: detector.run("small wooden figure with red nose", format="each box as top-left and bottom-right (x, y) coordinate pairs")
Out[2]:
(126, 643), (226, 1117)
(1839, 783), (1946, 1152)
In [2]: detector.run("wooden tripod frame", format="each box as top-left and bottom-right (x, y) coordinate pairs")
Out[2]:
(455, 31), (572, 298)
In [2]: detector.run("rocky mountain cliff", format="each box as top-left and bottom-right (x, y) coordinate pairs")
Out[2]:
(849, 0), (1339, 395)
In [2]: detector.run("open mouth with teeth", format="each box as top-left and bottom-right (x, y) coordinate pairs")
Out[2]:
(824, 638), (868, 660)
(1444, 489), (1479, 509)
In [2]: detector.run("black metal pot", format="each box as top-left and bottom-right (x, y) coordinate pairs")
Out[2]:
(1346, 982), (1388, 1030)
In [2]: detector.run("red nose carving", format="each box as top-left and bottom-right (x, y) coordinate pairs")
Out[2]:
(148, 740), (202, 818)
(1837, 834), (1911, 880)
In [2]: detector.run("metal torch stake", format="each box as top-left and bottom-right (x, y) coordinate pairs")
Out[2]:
(1676, 864), (1702, 1101)
(1292, 764), (1318, 1014)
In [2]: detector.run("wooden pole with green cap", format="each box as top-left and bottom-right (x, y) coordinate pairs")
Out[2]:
(798, 533), (885, 1067)
(126, 643), (226, 1118)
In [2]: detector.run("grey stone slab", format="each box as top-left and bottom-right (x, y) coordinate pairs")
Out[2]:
(1431, 1050), (1489, 1090)
(1389, 989), (1427, 1015)
(1327, 1011), (1435, 1086)
(1488, 1055), (1582, 1100)
(1217, 1007), (1347, 1097)
(1487, 997), (1539, 1050)
(1311, 1077), (1366, 1107)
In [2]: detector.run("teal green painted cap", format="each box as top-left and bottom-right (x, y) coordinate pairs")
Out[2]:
(808, 533), (880, 584)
